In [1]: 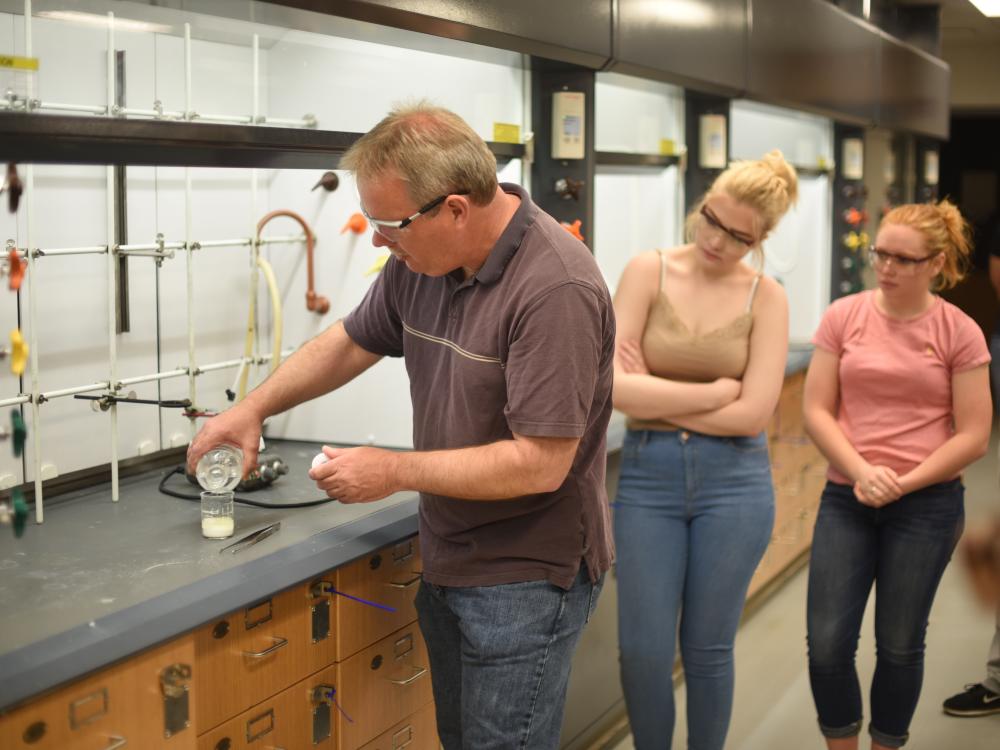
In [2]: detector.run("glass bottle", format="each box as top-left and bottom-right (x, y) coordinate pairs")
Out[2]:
(195, 444), (243, 492)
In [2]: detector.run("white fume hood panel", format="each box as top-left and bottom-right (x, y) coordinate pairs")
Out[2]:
(593, 72), (685, 294)
(731, 99), (833, 168)
(732, 100), (833, 345)
(760, 176), (832, 345)
(596, 72), (684, 155)
(594, 167), (682, 295)
(0, 0), (530, 496)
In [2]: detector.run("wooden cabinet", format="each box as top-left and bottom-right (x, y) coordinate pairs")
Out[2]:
(192, 535), (427, 738)
(337, 624), (433, 750)
(747, 370), (828, 599)
(196, 663), (341, 750)
(1, 534), (433, 749)
(194, 588), (314, 732)
(333, 536), (423, 661)
(0, 636), (196, 750)
(358, 701), (437, 750)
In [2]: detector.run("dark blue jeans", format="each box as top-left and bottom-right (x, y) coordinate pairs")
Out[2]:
(807, 479), (965, 748)
(415, 565), (603, 750)
(614, 429), (775, 750)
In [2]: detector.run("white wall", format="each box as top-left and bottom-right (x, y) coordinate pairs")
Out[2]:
(943, 40), (1000, 111)
(0, 4), (527, 494)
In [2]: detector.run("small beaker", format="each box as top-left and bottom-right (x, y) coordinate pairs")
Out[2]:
(201, 490), (235, 539)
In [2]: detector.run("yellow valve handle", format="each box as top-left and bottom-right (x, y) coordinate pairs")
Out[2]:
(364, 253), (390, 277)
(9, 329), (27, 376)
(842, 231), (861, 251)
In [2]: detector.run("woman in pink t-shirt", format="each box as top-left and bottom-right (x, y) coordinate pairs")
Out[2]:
(803, 200), (992, 750)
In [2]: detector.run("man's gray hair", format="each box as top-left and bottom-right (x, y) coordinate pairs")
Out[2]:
(340, 101), (498, 207)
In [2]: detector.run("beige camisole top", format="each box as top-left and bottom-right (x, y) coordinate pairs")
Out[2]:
(627, 249), (760, 431)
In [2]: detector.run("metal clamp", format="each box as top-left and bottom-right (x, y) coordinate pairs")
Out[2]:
(242, 636), (288, 659)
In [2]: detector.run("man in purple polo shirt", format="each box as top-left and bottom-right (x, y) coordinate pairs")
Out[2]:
(188, 103), (615, 749)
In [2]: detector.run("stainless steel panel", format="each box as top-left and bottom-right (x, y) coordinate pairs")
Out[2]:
(611, 0), (748, 95)
(879, 34), (950, 139)
(263, 0), (613, 68)
(748, 0), (878, 125)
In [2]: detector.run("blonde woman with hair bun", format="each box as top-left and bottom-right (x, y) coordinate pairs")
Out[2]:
(612, 150), (797, 749)
(803, 199), (992, 750)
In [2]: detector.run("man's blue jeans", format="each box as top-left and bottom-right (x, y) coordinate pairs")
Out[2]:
(614, 429), (775, 750)
(807, 479), (964, 748)
(415, 565), (603, 749)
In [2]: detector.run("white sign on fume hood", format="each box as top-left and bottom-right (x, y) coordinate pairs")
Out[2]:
(842, 138), (864, 180)
(699, 114), (727, 169)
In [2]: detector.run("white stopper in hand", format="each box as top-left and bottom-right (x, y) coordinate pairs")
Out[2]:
(311, 452), (330, 470)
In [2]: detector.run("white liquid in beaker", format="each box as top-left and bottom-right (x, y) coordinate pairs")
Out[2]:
(201, 516), (235, 539)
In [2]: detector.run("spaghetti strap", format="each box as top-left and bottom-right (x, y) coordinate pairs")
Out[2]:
(657, 249), (667, 294)
(744, 274), (761, 313)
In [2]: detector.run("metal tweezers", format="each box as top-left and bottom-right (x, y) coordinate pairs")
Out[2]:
(219, 522), (281, 554)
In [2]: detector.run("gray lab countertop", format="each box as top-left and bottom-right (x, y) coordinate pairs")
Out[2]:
(0, 348), (812, 713)
(0, 440), (420, 712)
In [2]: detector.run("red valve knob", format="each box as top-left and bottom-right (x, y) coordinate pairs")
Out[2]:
(341, 213), (368, 235)
(561, 220), (584, 242)
(7, 248), (25, 291)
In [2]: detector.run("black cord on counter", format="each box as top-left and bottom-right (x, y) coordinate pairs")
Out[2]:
(158, 466), (336, 508)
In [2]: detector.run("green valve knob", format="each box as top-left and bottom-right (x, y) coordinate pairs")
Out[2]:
(12, 487), (27, 538)
(11, 409), (26, 458)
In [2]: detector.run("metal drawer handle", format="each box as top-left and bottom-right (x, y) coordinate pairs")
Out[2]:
(103, 736), (127, 750)
(386, 665), (428, 686)
(386, 575), (421, 589)
(243, 636), (289, 658)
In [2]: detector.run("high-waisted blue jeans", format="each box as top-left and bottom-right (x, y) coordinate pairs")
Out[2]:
(807, 479), (965, 748)
(614, 429), (775, 750)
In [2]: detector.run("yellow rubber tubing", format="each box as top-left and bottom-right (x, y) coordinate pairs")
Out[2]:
(236, 255), (283, 401)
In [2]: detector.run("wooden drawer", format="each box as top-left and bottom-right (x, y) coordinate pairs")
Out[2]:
(337, 624), (433, 750)
(0, 636), (196, 750)
(197, 663), (340, 750)
(333, 536), (422, 660)
(195, 587), (313, 732)
(768, 371), (805, 441)
(358, 702), (438, 750)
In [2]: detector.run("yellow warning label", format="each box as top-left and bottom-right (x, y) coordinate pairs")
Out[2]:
(492, 123), (521, 144)
(658, 138), (677, 156)
(0, 55), (39, 71)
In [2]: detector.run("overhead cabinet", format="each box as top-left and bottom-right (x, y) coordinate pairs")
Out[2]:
(879, 33), (950, 139)
(748, 0), (879, 127)
(263, 0), (614, 68)
(610, 0), (748, 96)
